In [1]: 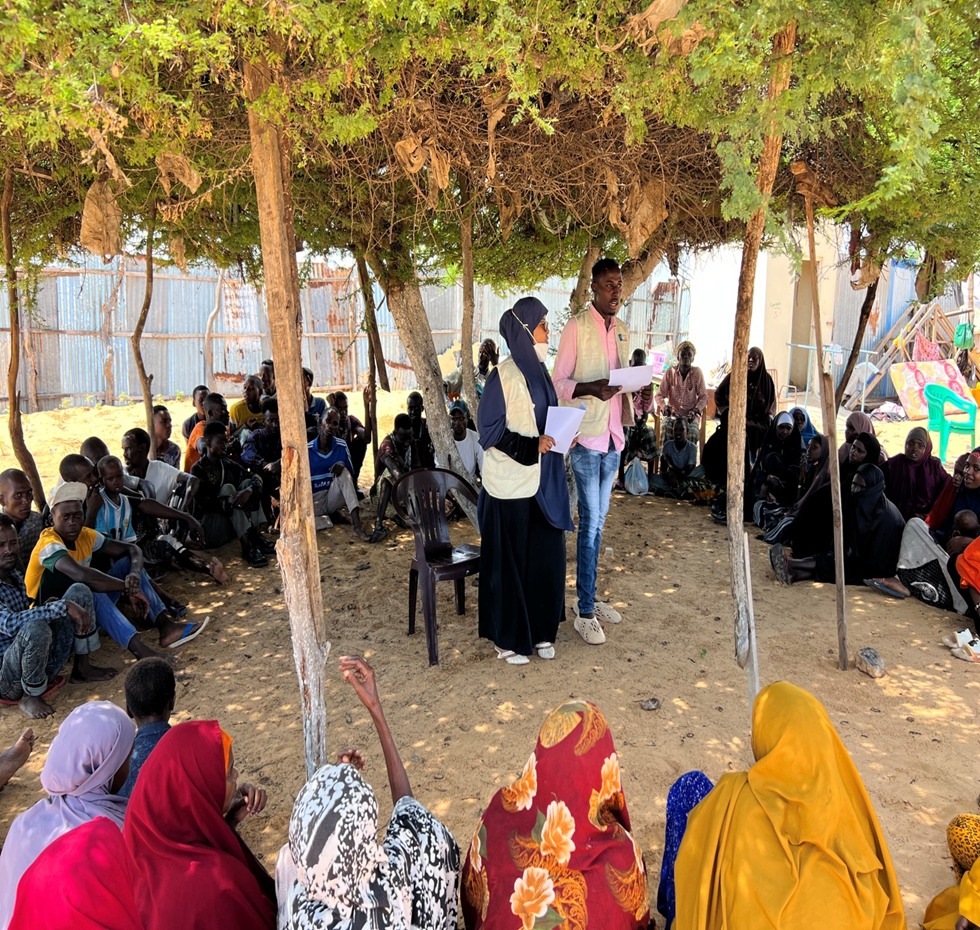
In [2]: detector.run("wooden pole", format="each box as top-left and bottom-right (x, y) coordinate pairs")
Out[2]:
(803, 194), (848, 670)
(1, 168), (45, 508)
(356, 256), (389, 393)
(459, 177), (479, 418)
(246, 58), (330, 776)
(742, 531), (760, 703)
(133, 201), (157, 459)
(728, 22), (796, 673)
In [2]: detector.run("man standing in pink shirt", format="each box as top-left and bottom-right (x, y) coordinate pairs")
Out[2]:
(553, 257), (652, 645)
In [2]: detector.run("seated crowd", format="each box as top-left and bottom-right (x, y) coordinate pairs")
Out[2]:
(0, 658), (973, 930)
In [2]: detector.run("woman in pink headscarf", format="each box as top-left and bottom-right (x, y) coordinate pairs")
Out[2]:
(0, 700), (135, 930)
(839, 411), (888, 466)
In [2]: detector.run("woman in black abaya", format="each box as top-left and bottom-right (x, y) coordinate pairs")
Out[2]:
(476, 297), (573, 665)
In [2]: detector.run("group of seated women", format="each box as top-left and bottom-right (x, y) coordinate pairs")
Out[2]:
(1, 669), (975, 930)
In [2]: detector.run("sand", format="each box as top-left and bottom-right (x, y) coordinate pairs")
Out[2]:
(0, 396), (977, 926)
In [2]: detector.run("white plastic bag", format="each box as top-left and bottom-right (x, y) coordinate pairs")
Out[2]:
(624, 457), (649, 496)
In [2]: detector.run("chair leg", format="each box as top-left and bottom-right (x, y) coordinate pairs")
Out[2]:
(939, 426), (949, 464)
(408, 569), (418, 635)
(454, 577), (466, 615)
(421, 572), (439, 665)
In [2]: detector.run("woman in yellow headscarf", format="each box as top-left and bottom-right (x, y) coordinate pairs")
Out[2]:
(923, 813), (980, 930)
(673, 681), (907, 930)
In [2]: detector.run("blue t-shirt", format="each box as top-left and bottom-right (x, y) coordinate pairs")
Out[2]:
(118, 720), (171, 798)
(307, 397), (327, 421)
(95, 490), (136, 542)
(308, 437), (354, 493)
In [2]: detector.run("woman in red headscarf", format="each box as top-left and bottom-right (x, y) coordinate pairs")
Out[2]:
(462, 700), (649, 930)
(123, 720), (276, 930)
(9, 817), (143, 930)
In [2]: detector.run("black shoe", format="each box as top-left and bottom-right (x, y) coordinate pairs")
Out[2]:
(242, 545), (268, 568)
(257, 536), (277, 554)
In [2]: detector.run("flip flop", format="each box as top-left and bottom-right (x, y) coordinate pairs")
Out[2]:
(769, 544), (791, 585)
(863, 579), (908, 599)
(494, 648), (530, 665)
(942, 629), (976, 649)
(167, 616), (209, 650)
(0, 675), (66, 706)
(951, 638), (980, 662)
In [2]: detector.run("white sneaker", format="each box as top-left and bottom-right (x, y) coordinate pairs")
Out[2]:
(594, 602), (622, 624)
(574, 615), (606, 645)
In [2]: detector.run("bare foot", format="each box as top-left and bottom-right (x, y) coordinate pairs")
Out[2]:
(18, 695), (54, 719)
(208, 557), (229, 584)
(0, 728), (34, 787)
(71, 655), (119, 683)
(128, 635), (179, 666)
(157, 619), (205, 649)
(872, 576), (910, 597)
(352, 525), (371, 542)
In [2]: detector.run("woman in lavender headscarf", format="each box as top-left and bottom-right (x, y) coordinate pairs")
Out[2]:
(0, 700), (135, 930)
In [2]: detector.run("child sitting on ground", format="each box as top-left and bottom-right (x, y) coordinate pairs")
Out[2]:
(118, 657), (175, 799)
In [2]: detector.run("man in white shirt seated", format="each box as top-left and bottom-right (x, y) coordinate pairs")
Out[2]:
(445, 399), (483, 486)
(122, 428), (198, 514)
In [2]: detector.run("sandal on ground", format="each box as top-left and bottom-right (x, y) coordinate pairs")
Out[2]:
(769, 544), (792, 585)
(942, 628), (976, 649)
(535, 642), (556, 660)
(0, 675), (65, 706)
(494, 648), (530, 665)
(167, 617), (209, 650)
(863, 578), (909, 599)
(594, 602), (622, 624)
(368, 525), (389, 544)
(573, 615), (606, 645)
(951, 638), (980, 662)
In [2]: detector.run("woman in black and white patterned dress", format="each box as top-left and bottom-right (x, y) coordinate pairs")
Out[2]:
(276, 657), (460, 930)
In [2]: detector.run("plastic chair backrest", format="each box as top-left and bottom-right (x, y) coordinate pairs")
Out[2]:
(393, 468), (478, 560)
(924, 382), (976, 417)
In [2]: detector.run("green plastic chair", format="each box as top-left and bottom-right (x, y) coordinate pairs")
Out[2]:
(923, 382), (977, 462)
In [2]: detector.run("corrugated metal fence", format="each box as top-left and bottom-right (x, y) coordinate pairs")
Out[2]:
(0, 255), (689, 410)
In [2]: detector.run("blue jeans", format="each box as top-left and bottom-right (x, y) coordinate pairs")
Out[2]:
(569, 440), (620, 615)
(92, 558), (166, 651)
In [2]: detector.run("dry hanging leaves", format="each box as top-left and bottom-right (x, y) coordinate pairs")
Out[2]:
(80, 179), (123, 259)
(606, 173), (668, 257)
(156, 152), (203, 195)
(169, 237), (188, 273)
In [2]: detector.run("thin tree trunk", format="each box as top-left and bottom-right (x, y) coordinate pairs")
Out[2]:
(835, 278), (879, 408)
(367, 260), (480, 523)
(803, 195), (847, 670)
(570, 240), (602, 313)
(204, 271), (225, 388)
(21, 314), (39, 413)
(356, 257), (389, 392)
(133, 202), (157, 458)
(368, 332), (380, 464)
(460, 181), (478, 418)
(620, 241), (667, 302)
(101, 273), (117, 407)
(1, 169), (45, 507)
(729, 22), (797, 674)
(246, 58), (329, 778)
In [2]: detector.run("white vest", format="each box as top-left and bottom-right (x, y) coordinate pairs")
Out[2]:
(561, 308), (633, 437)
(482, 357), (541, 500)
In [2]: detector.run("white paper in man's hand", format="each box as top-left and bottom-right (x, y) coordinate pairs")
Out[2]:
(607, 365), (655, 392)
(544, 405), (586, 454)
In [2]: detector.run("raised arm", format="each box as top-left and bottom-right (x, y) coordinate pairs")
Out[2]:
(339, 656), (412, 803)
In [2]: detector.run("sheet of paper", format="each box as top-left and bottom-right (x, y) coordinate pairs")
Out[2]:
(545, 405), (587, 454)
(607, 364), (655, 392)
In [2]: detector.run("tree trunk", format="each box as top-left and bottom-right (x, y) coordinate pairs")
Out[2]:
(728, 22), (797, 672)
(204, 270), (226, 388)
(101, 274), (117, 407)
(246, 58), (330, 778)
(367, 259), (480, 522)
(620, 240), (667, 302)
(21, 314), (39, 413)
(1, 169), (45, 507)
(460, 189), (479, 418)
(356, 257), (389, 392)
(133, 203), (157, 459)
(569, 240), (602, 313)
(835, 277), (879, 408)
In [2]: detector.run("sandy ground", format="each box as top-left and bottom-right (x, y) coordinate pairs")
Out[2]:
(0, 395), (977, 928)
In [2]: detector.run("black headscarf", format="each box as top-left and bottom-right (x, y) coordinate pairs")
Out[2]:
(713, 346), (776, 452)
(848, 463), (905, 577)
(477, 297), (572, 531)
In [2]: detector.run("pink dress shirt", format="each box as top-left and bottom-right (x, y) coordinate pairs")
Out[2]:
(553, 305), (626, 453)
